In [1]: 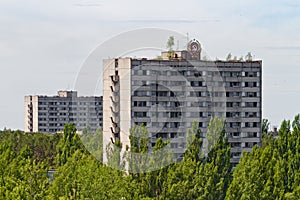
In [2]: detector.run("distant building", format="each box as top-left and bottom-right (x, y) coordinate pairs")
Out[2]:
(103, 39), (262, 164)
(25, 91), (102, 133)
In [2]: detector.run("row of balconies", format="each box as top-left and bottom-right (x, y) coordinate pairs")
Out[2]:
(110, 73), (120, 139)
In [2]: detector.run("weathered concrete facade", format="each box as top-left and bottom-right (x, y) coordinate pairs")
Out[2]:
(103, 44), (262, 164)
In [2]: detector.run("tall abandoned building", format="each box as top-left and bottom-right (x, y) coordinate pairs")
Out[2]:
(103, 39), (262, 164)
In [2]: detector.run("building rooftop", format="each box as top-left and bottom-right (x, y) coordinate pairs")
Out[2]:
(26, 91), (102, 98)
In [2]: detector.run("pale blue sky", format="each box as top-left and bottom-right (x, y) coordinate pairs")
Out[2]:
(0, 0), (300, 130)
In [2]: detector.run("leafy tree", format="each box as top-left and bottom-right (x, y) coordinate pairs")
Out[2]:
(197, 117), (231, 200)
(127, 124), (174, 199)
(206, 117), (225, 154)
(245, 52), (253, 61)
(167, 36), (175, 59)
(106, 140), (125, 171)
(226, 114), (300, 199)
(0, 141), (49, 199)
(144, 137), (172, 198)
(226, 53), (232, 61)
(262, 118), (270, 134)
(164, 118), (231, 200)
(164, 121), (203, 200)
(167, 36), (175, 51)
(80, 127), (103, 162)
(2, 115), (300, 199)
(126, 125), (151, 199)
(55, 123), (83, 167)
(48, 150), (130, 199)
(128, 124), (150, 174)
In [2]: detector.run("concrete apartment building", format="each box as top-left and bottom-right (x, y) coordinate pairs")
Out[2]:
(103, 39), (262, 164)
(25, 91), (102, 133)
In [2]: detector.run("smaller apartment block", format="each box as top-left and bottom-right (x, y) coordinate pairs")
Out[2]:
(25, 91), (102, 133)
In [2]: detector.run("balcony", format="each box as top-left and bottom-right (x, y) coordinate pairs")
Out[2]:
(110, 106), (120, 113)
(110, 85), (120, 92)
(110, 126), (120, 135)
(110, 110), (119, 120)
(111, 121), (118, 128)
(110, 96), (119, 103)
(110, 91), (119, 99)
(110, 116), (120, 124)
(110, 75), (119, 84)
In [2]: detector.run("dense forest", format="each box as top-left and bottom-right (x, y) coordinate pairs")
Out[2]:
(1, 115), (300, 199)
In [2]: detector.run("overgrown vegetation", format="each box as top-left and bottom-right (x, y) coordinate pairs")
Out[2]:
(1, 115), (300, 199)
